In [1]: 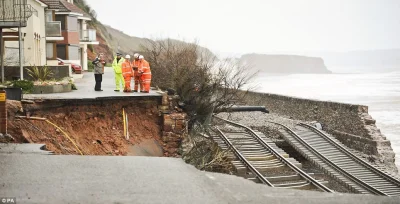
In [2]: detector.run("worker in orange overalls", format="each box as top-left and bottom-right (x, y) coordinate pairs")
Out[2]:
(138, 55), (151, 93)
(132, 53), (141, 92)
(122, 55), (133, 92)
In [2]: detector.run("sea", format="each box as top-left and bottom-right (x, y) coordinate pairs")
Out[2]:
(250, 70), (400, 169)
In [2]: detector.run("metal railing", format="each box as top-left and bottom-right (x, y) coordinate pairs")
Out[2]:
(0, 0), (32, 27)
(79, 29), (96, 42)
(46, 21), (62, 37)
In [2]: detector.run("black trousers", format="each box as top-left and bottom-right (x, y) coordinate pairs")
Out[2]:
(94, 74), (102, 90)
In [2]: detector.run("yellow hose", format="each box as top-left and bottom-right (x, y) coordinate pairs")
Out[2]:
(123, 108), (126, 137)
(45, 119), (84, 155)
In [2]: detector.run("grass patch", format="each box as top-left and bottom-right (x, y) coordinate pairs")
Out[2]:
(12, 80), (34, 94)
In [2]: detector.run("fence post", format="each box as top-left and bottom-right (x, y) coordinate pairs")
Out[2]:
(0, 28), (3, 83)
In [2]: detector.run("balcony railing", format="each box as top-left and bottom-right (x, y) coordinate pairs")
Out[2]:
(79, 29), (96, 42)
(46, 21), (62, 37)
(0, 0), (32, 27)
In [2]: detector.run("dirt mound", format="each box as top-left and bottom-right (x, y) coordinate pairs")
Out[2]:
(7, 99), (162, 156)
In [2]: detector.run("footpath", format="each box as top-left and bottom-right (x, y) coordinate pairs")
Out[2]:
(24, 68), (160, 100)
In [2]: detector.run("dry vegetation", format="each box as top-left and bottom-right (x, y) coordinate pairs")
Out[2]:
(141, 39), (256, 172)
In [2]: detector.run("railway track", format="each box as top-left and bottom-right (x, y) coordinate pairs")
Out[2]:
(212, 116), (333, 192)
(273, 121), (400, 196)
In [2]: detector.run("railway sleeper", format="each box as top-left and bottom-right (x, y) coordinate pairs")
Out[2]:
(227, 152), (275, 158)
(232, 160), (281, 167)
(345, 169), (375, 175)
(240, 152), (273, 156)
(361, 178), (394, 183)
(247, 160), (282, 165)
(243, 156), (276, 161)
(273, 180), (309, 188)
(381, 189), (400, 194)
(373, 183), (400, 188)
(331, 160), (358, 165)
(310, 146), (339, 151)
(275, 182), (314, 190)
(264, 174), (301, 182)
(233, 162), (285, 169)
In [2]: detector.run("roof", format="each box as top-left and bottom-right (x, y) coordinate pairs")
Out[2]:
(35, 0), (48, 7)
(40, 0), (91, 18)
(60, 0), (91, 18)
(40, 0), (62, 9)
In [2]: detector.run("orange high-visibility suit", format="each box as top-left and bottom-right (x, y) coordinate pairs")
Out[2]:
(139, 60), (151, 93)
(122, 60), (133, 92)
(132, 59), (141, 92)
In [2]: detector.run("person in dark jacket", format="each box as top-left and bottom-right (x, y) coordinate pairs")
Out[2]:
(93, 53), (105, 91)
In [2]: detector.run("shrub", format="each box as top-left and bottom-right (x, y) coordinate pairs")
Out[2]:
(140, 39), (256, 128)
(71, 83), (77, 90)
(68, 78), (78, 90)
(27, 65), (54, 81)
(13, 80), (34, 94)
(87, 61), (94, 72)
(105, 63), (112, 67)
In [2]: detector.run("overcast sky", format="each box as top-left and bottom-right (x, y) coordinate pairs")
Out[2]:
(85, 0), (400, 56)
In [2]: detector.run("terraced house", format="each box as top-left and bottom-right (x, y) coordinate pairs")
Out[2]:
(41, 0), (98, 71)
(1, 0), (48, 67)
(0, 0), (97, 79)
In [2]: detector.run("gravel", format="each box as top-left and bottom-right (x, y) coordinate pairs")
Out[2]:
(215, 111), (400, 186)
(216, 112), (302, 130)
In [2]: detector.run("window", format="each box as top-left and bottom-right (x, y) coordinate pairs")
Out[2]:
(46, 43), (55, 59)
(46, 11), (53, 22)
(55, 15), (66, 30)
(57, 45), (67, 60)
(68, 45), (79, 60)
(67, 16), (78, 31)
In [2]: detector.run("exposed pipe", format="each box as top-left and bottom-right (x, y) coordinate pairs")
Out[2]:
(216, 106), (269, 113)
(16, 116), (47, 121)
(16, 115), (83, 155)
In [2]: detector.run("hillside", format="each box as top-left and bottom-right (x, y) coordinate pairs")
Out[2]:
(75, 0), (215, 63)
(103, 25), (149, 54)
(75, 0), (331, 73)
(240, 54), (332, 74)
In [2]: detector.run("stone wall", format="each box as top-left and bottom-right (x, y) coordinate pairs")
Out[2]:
(159, 92), (188, 157)
(242, 91), (396, 168)
(4, 66), (70, 81)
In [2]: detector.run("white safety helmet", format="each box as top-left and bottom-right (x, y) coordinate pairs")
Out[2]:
(139, 55), (144, 60)
(133, 53), (140, 59)
(125, 54), (131, 59)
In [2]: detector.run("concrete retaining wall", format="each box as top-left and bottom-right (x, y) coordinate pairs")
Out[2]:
(242, 91), (396, 168)
(4, 66), (70, 81)
(31, 84), (72, 94)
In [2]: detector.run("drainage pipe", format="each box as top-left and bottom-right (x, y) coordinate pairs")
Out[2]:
(216, 106), (269, 113)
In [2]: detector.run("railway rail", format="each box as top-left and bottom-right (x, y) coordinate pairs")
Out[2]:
(271, 121), (400, 196)
(212, 116), (333, 192)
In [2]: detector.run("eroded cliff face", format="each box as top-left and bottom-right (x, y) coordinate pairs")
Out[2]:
(6, 99), (162, 156)
(240, 54), (332, 74)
